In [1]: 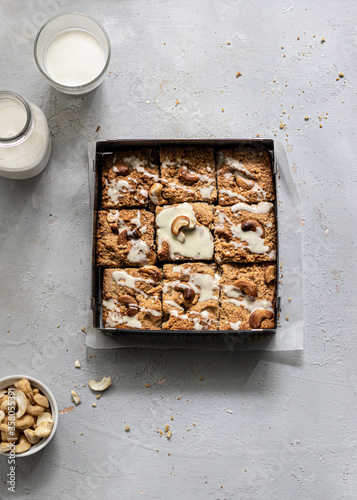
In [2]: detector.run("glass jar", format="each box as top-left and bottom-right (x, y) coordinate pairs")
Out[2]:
(0, 91), (51, 179)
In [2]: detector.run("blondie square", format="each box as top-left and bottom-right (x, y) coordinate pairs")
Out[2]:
(162, 263), (219, 330)
(102, 267), (162, 329)
(160, 146), (217, 203)
(156, 202), (214, 261)
(102, 148), (160, 208)
(97, 209), (156, 267)
(216, 147), (274, 206)
(219, 263), (276, 330)
(214, 202), (276, 263)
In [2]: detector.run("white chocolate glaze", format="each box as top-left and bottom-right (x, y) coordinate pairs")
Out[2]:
(224, 157), (253, 178)
(107, 180), (133, 203)
(164, 300), (184, 311)
(200, 186), (215, 199)
(220, 189), (246, 201)
(229, 321), (242, 330)
(127, 240), (150, 263)
(103, 298), (143, 329)
(231, 201), (273, 214)
(156, 203), (213, 260)
(112, 270), (152, 297)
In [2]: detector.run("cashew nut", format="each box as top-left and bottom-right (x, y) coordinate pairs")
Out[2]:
(233, 278), (257, 300)
(34, 393), (49, 408)
(108, 164), (131, 180)
(14, 390), (28, 419)
(14, 434), (32, 454)
(118, 228), (141, 245)
(149, 183), (165, 205)
(110, 223), (119, 234)
(24, 428), (40, 445)
(174, 283), (196, 304)
(15, 414), (35, 430)
(0, 390), (7, 399)
(71, 390), (81, 405)
(158, 239), (170, 260)
(32, 388), (39, 395)
(1, 441), (13, 453)
(178, 165), (199, 184)
(1, 425), (20, 443)
(26, 402), (45, 417)
(107, 211), (118, 223)
(241, 219), (265, 238)
(171, 215), (196, 243)
(37, 412), (53, 427)
(265, 265), (275, 283)
(138, 266), (161, 282)
(15, 379), (35, 405)
(0, 397), (11, 414)
(235, 176), (255, 190)
(88, 377), (112, 392)
(249, 309), (274, 329)
(117, 295), (139, 317)
(0, 410), (5, 423)
(34, 419), (54, 439)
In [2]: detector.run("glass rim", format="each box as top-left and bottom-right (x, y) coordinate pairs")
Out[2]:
(0, 91), (32, 143)
(33, 11), (111, 91)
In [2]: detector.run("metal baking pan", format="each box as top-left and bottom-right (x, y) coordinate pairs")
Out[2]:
(90, 139), (280, 341)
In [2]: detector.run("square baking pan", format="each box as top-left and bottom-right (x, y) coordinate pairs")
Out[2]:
(90, 139), (281, 342)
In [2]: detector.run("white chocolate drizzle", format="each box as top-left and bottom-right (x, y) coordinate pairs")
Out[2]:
(127, 240), (150, 263)
(229, 321), (242, 330)
(220, 189), (246, 201)
(231, 201), (273, 214)
(156, 203), (213, 260)
(200, 186), (215, 199)
(112, 270), (152, 297)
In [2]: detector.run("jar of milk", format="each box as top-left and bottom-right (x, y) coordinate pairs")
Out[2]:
(0, 91), (51, 180)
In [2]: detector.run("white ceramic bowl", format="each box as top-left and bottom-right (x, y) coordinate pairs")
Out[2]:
(0, 375), (58, 458)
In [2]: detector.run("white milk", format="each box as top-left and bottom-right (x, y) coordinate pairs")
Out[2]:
(0, 93), (51, 179)
(45, 30), (107, 86)
(0, 98), (27, 138)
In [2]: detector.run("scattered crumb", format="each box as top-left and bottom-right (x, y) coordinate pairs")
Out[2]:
(163, 42), (166, 45)
(236, 72), (242, 78)
(288, 297), (292, 302)
(199, 376), (204, 381)
(304, 116), (309, 120)
(125, 425), (130, 432)
(167, 431), (172, 439)
(221, 108), (224, 112)
(175, 99), (179, 107)
(95, 126), (100, 132)
(74, 359), (81, 368)
(226, 41), (231, 45)
(279, 123), (286, 129)
(81, 326), (87, 333)
(92, 403), (97, 407)
(144, 384), (151, 388)
(286, 315), (290, 321)
(57, 324), (60, 328)
(319, 124), (322, 128)
(171, 416), (174, 421)
(281, 46), (284, 49)
(339, 72), (344, 78)
(164, 425), (170, 432)
(96, 394), (101, 400)
(321, 37), (325, 43)
(297, 36), (300, 40)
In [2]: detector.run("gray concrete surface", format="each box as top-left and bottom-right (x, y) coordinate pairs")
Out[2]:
(0, 0), (356, 499)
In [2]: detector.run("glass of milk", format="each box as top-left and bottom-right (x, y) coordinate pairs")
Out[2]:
(0, 91), (51, 180)
(34, 12), (111, 95)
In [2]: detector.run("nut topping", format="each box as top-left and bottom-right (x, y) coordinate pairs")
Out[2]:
(265, 266), (275, 283)
(174, 283), (196, 304)
(249, 309), (274, 329)
(158, 240), (170, 260)
(149, 183), (165, 205)
(241, 219), (265, 238)
(171, 215), (196, 243)
(117, 295), (139, 317)
(233, 278), (257, 299)
(138, 266), (161, 283)
(178, 166), (199, 185)
(235, 176), (255, 190)
(117, 228), (141, 245)
(110, 223), (119, 234)
(108, 164), (131, 180)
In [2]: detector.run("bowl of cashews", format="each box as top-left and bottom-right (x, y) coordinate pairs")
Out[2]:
(0, 375), (58, 457)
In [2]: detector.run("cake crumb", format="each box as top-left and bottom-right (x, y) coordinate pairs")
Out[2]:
(319, 124), (322, 128)
(175, 99), (179, 107)
(321, 37), (325, 43)
(339, 72), (344, 78)
(95, 126), (100, 132)
(227, 41), (231, 45)
(92, 403), (97, 407)
(236, 72), (242, 78)
(125, 425), (130, 432)
(221, 108), (225, 112)
(167, 430), (172, 439)
(288, 297), (292, 302)
(144, 384), (151, 388)
(164, 425), (170, 432)
(96, 394), (101, 400)
(279, 123), (285, 129)
(304, 116), (309, 120)
(286, 315), (290, 321)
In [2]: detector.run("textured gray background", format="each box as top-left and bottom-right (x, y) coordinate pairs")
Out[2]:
(0, 0), (356, 499)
